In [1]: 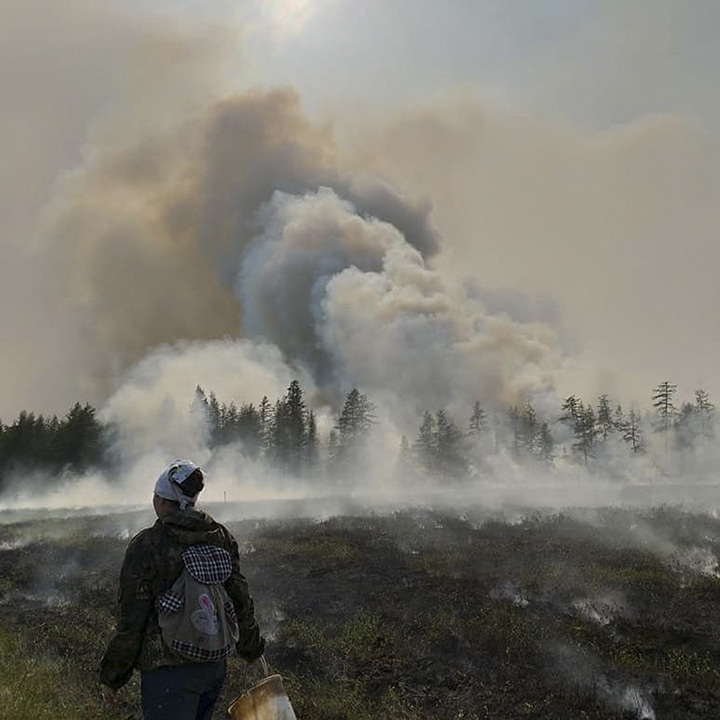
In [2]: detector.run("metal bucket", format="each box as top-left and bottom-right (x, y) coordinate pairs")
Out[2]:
(227, 659), (297, 720)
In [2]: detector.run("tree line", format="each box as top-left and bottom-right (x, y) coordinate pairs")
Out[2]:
(191, 383), (376, 478)
(0, 403), (102, 489)
(0, 380), (715, 490)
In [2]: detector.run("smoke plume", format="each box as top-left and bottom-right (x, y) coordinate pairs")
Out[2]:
(4, 0), (720, 509)
(27, 81), (561, 435)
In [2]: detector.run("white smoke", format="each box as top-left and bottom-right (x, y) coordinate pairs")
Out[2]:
(2, 77), (570, 505)
(3, 1), (720, 513)
(101, 339), (306, 459)
(239, 187), (561, 420)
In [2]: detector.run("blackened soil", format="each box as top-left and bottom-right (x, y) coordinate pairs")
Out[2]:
(2, 506), (720, 719)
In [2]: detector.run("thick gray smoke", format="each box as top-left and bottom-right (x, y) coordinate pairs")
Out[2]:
(239, 185), (559, 415)
(7, 0), (719, 513)
(36, 87), (559, 428)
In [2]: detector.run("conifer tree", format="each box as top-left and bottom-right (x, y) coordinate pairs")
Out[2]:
(258, 396), (272, 455)
(237, 403), (262, 457)
(468, 401), (487, 435)
(193, 386), (208, 411)
(674, 402), (697, 450)
(191, 386), (211, 444)
(51, 403), (102, 470)
(414, 410), (466, 478)
(435, 409), (466, 477)
(509, 404), (540, 458)
(2, 411), (50, 471)
(206, 392), (222, 444)
(335, 388), (376, 464)
(305, 410), (319, 470)
(271, 381), (307, 472)
(621, 408), (644, 454)
(518, 403), (538, 456)
(538, 422), (554, 463)
(652, 381), (677, 446)
(596, 394), (614, 441)
(560, 396), (581, 424)
(572, 403), (598, 465)
(613, 404), (625, 431)
(415, 411), (436, 471)
(694, 389), (715, 440)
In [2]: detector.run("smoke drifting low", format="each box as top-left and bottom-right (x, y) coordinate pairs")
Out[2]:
(4, 1), (720, 512)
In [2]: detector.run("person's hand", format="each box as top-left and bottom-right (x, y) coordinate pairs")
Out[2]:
(237, 626), (266, 662)
(246, 649), (266, 665)
(101, 685), (119, 705)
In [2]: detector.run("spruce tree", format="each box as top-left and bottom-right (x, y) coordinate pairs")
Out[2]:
(613, 404), (625, 431)
(519, 403), (538, 456)
(538, 422), (554, 463)
(435, 409), (466, 478)
(305, 410), (319, 470)
(508, 404), (540, 459)
(238, 403), (262, 458)
(596, 394), (614, 441)
(271, 381), (307, 472)
(468, 401), (487, 435)
(207, 392), (222, 445)
(508, 406), (522, 457)
(652, 381), (677, 449)
(572, 403), (598, 465)
(674, 402), (697, 450)
(415, 412), (436, 471)
(258, 396), (272, 456)
(694, 389), (715, 440)
(51, 403), (102, 470)
(621, 408), (644, 454)
(335, 388), (376, 465)
(560, 396), (581, 425)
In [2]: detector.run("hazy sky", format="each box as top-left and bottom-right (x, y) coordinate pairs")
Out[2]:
(1, 0), (719, 419)
(244, 0), (720, 126)
(247, 0), (720, 405)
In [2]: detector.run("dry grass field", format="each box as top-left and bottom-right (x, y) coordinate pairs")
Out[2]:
(1, 502), (720, 719)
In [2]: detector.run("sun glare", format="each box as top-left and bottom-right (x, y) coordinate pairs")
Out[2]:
(264, 0), (329, 41)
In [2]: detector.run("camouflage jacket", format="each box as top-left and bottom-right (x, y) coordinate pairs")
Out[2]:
(99, 508), (262, 690)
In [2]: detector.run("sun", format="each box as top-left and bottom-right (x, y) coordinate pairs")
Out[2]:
(263, 0), (329, 41)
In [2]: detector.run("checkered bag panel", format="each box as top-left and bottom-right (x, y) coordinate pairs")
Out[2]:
(156, 589), (184, 615)
(182, 544), (233, 584)
(170, 639), (234, 662)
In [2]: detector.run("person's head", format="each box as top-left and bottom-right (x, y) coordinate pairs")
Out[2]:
(153, 460), (205, 517)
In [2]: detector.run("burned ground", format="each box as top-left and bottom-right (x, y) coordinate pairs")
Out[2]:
(1, 504), (720, 719)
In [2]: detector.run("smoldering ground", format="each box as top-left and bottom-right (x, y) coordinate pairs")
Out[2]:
(2, 4), (720, 719)
(4, 505), (720, 718)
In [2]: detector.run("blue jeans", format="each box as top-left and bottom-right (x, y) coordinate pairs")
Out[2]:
(141, 660), (227, 720)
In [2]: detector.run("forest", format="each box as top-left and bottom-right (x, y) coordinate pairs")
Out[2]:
(0, 380), (714, 493)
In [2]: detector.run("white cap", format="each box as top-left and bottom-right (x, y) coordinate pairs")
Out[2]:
(154, 460), (204, 509)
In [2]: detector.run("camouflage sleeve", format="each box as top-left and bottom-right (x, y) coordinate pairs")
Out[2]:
(99, 531), (156, 690)
(223, 527), (265, 661)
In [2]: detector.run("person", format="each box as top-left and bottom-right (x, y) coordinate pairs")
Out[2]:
(100, 460), (265, 720)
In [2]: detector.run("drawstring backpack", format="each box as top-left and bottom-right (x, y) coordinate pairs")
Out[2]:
(156, 544), (240, 661)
